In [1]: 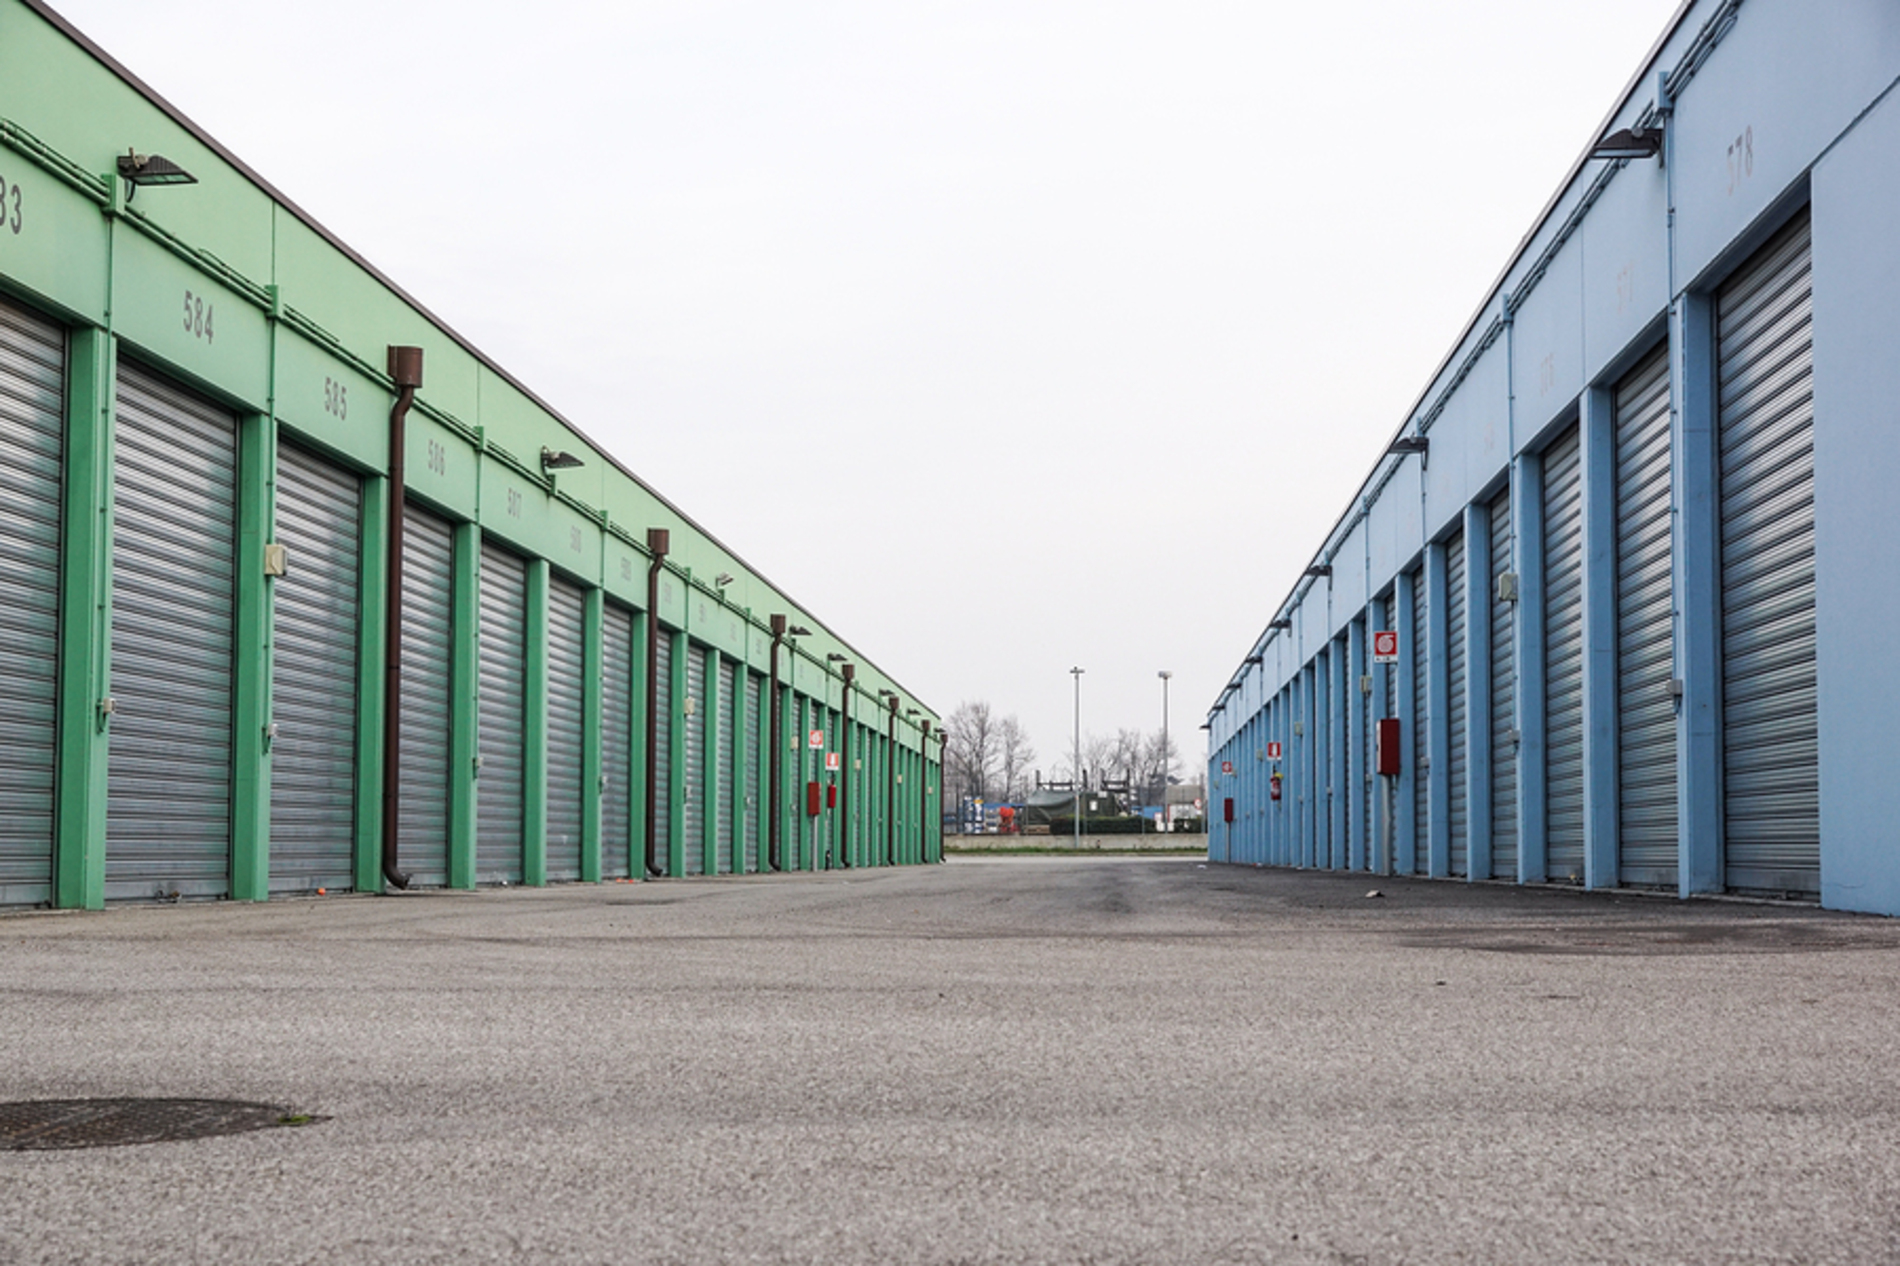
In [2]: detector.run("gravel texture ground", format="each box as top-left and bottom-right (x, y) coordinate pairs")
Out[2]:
(3, 856), (1898, 1264)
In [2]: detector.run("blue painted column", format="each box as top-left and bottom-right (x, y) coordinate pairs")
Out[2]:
(1302, 660), (1318, 869)
(1314, 649), (1331, 868)
(1579, 386), (1620, 888)
(1348, 620), (1367, 871)
(1426, 540), (1451, 878)
(1329, 638), (1348, 869)
(1274, 685), (1289, 866)
(1513, 450), (1547, 884)
(1464, 501), (1494, 882)
(1394, 569), (1419, 876)
(1672, 294), (1722, 896)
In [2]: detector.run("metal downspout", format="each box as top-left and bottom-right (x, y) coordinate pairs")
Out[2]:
(767, 614), (787, 872)
(644, 529), (669, 878)
(838, 664), (854, 868)
(380, 345), (424, 891)
(920, 719), (932, 863)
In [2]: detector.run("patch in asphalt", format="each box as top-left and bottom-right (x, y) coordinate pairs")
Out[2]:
(1395, 920), (1900, 956)
(0, 1098), (325, 1150)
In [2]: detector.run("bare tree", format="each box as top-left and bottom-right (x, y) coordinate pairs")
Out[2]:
(943, 700), (999, 807)
(996, 715), (1035, 802)
(1141, 728), (1179, 807)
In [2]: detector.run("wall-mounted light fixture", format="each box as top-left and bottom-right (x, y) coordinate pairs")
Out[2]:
(713, 572), (734, 589)
(540, 447), (585, 472)
(1387, 436), (1429, 468)
(117, 150), (196, 202)
(1589, 125), (1663, 160)
(788, 624), (812, 637)
(1245, 655), (1263, 665)
(826, 653), (847, 663)
(1304, 565), (1332, 579)
(1269, 618), (1292, 631)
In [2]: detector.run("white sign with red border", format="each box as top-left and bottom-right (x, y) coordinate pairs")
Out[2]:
(825, 752), (841, 771)
(808, 728), (825, 750)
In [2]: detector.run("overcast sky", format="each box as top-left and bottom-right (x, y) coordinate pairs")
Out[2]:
(57, 0), (1682, 787)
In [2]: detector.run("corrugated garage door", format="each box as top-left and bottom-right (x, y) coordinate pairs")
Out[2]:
(1489, 488), (1516, 881)
(1411, 567), (1429, 869)
(682, 643), (707, 876)
(1543, 425), (1586, 882)
(0, 299), (62, 907)
(652, 629), (671, 872)
(717, 658), (736, 873)
(601, 605), (633, 880)
(545, 577), (586, 882)
(477, 542), (526, 885)
(1445, 531), (1468, 877)
(398, 507), (454, 885)
(745, 672), (763, 872)
(107, 363), (237, 900)
(1359, 622), (1373, 870)
(269, 445), (361, 893)
(1718, 213), (1817, 895)
(1615, 347), (1676, 887)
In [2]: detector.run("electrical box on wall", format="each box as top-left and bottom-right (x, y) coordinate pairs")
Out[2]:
(1375, 718), (1402, 776)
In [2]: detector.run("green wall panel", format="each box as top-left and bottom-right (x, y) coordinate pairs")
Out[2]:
(0, 156), (106, 324)
(111, 229), (267, 408)
(272, 330), (385, 472)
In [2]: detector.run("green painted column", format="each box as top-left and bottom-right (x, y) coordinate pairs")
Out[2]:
(581, 587), (604, 884)
(704, 650), (722, 875)
(629, 611), (649, 879)
(53, 326), (114, 910)
(667, 627), (686, 877)
(229, 412), (277, 901)
(353, 476), (389, 894)
(522, 559), (550, 886)
(448, 521), (481, 889)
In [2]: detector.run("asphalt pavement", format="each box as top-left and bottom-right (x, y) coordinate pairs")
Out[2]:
(4, 857), (1899, 1264)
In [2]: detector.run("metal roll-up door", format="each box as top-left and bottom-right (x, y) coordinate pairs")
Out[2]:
(1411, 568), (1429, 864)
(107, 363), (237, 900)
(601, 605), (633, 880)
(1615, 347), (1677, 886)
(398, 507), (454, 885)
(652, 629), (672, 870)
(270, 445), (362, 894)
(1445, 531), (1468, 877)
(1489, 489), (1517, 880)
(1359, 624), (1372, 869)
(682, 644), (707, 876)
(717, 659), (736, 873)
(745, 672), (763, 872)
(1719, 213), (1817, 894)
(477, 542), (527, 885)
(545, 577), (586, 882)
(1543, 425), (1585, 882)
(0, 299), (62, 907)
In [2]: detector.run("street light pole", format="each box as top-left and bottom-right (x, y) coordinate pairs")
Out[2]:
(1070, 666), (1084, 851)
(1159, 670), (1172, 831)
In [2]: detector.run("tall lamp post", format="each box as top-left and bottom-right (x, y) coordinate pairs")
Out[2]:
(1158, 670), (1172, 831)
(1070, 666), (1084, 851)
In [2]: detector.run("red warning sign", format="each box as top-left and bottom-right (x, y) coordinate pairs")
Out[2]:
(1372, 630), (1400, 664)
(1267, 741), (1282, 760)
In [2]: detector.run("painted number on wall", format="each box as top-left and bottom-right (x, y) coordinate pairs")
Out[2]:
(620, 557), (634, 583)
(506, 487), (523, 519)
(570, 526), (584, 554)
(1727, 125), (1754, 195)
(0, 171), (22, 235)
(182, 290), (214, 343)
(323, 377), (348, 420)
(1538, 353), (1556, 397)
(1616, 262), (1636, 316)
(425, 438), (448, 476)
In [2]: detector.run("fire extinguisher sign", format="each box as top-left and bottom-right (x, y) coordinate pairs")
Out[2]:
(1372, 630), (1400, 664)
